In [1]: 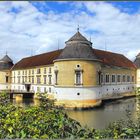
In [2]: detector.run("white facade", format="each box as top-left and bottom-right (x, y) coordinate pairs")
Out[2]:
(54, 84), (135, 101)
(0, 83), (10, 90)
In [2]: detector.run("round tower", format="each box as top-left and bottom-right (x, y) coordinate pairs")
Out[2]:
(54, 31), (102, 108)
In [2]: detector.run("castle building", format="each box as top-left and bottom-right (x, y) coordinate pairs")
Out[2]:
(8, 30), (137, 108)
(0, 31), (140, 108)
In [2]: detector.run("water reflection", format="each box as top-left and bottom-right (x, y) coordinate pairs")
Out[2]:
(11, 95), (140, 129)
(11, 94), (40, 107)
(66, 97), (138, 129)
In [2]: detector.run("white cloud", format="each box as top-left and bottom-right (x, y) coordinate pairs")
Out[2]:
(0, 1), (139, 63)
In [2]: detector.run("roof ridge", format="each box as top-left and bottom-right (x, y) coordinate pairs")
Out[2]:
(93, 48), (124, 56)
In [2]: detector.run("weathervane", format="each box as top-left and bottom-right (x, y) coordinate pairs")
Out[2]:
(77, 25), (79, 32)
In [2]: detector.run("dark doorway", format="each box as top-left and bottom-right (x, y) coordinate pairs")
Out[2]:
(25, 84), (31, 92)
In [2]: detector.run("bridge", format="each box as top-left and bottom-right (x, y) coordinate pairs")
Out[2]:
(6, 90), (34, 99)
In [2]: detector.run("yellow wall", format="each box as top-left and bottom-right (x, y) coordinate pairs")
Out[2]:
(54, 60), (101, 86)
(102, 66), (136, 83)
(0, 70), (11, 84)
(11, 61), (136, 87)
(136, 69), (140, 84)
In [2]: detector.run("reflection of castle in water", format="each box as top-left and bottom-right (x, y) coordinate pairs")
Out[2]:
(67, 97), (137, 129)
(12, 95), (40, 107)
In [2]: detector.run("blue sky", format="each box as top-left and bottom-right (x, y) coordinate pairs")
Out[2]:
(0, 1), (140, 62)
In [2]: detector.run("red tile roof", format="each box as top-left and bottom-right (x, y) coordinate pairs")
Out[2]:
(94, 49), (136, 69)
(12, 49), (63, 70)
(12, 48), (136, 70)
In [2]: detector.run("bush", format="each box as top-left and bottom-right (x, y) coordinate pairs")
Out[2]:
(1, 92), (140, 139)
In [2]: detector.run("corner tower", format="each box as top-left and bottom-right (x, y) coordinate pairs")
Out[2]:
(0, 54), (14, 90)
(54, 31), (102, 108)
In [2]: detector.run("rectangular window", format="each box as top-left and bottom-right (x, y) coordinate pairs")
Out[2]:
(44, 76), (47, 84)
(32, 77), (34, 84)
(55, 72), (58, 85)
(22, 76), (24, 83)
(25, 76), (27, 82)
(111, 75), (116, 83)
(13, 77), (15, 83)
(29, 76), (31, 83)
(127, 75), (130, 82)
(18, 76), (20, 83)
(37, 76), (41, 84)
(49, 87), (51, 93)
(29, 70), (31, 75)
(48, 75), (52, 85)
(44, 87), (47, 93)
(25, 70), (27, 75)
(75, 71), (81, 84)
(49, 68), (51, 73)
(37, 87), (40, 92)
(18, 71), (20, 75)
(44, 68), (46, 74)
(122, 75), (125, 82)
(32, 69), (34, 74)
(105, 74), (110, 83)
(6, 76), (8, 83)
(132, 76), (134, 82)
(101, 74), (104, 83)
(117, 75), (121, 83)
(37, 68), (41, 74)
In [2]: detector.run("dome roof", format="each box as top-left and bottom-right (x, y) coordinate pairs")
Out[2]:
(134, 53), (140, 68)
(56, 31), (99, 61)
(0, 55), (13, 70)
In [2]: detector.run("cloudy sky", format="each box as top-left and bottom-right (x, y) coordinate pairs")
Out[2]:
(0, 1), (140, 63)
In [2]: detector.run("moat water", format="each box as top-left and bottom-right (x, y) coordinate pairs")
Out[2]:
(11, 95), (139, 129)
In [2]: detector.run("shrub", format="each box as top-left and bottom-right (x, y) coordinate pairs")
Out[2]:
(1, 92), (140, 139)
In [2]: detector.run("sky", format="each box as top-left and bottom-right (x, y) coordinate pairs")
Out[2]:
(0, 1), (140, 63)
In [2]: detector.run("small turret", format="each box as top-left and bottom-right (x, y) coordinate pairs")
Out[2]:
(0, 54), (14, 70)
